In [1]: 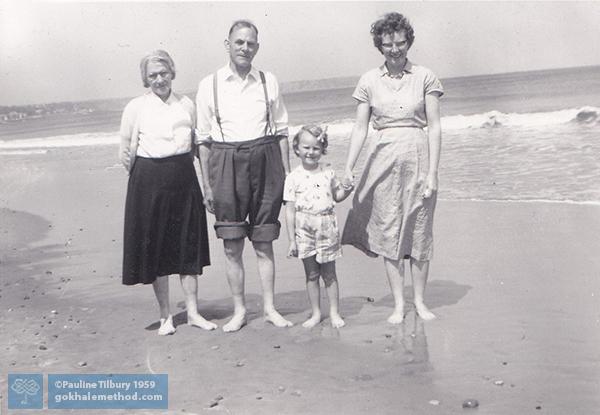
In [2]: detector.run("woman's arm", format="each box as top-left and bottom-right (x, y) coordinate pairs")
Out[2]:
(423, 92), (442, 198)
(285, 202), (298, 257)
(343, 101), (372, 184)
(198, 143), (214, 214)
(118, 101), (136, 171)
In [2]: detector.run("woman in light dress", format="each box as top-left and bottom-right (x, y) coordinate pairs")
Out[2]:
(342, 13), (443, 323)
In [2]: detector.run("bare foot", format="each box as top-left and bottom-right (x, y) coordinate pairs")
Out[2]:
(187, 314), (217, 331)
(264, 309), (293, 328)
(223, 312), (247, 333)
(158, 315), (176, 336)
(330, 313), (345, 329)
(387, 310), (405, 325)
(302, 313), (322, 328)
(415, 302), (437, 321)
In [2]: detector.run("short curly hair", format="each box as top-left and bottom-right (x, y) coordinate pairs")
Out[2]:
(370, 12), (415, 53)
(140, 50), (176, 88)
(292, 125), (328, 156)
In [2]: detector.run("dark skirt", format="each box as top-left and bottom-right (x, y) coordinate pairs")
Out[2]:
(122, 153), (210, 285)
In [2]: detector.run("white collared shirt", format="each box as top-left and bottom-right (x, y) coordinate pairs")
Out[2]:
(195, 64), (289, 142)
(120, 91), (195, 158)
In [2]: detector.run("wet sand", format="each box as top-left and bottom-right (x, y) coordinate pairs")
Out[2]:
(1, 145), (599, 414)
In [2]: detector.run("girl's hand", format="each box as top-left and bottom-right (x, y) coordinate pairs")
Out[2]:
(287, 241), (298, 258)
(423, 174), (438, 199)
(203, 186), (215, 214)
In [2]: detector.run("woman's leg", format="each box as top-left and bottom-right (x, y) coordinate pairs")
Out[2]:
(302, 256), (322, 328)
(383, 257), (406, 324)
(179, 275), (217, 330)
(321, 261), (345, 328)
(152, 276), (175, 335)
(410, 258), (436, 320)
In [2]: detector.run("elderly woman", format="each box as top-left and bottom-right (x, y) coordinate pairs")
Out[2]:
(342, 13), (443, 323)
(119, 50), (215, 335)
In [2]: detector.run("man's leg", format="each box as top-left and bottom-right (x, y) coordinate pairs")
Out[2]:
(253, 241), (293, 327)
(223, 238), (247, 332)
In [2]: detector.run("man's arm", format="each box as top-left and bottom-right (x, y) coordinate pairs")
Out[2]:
(278, 135), (291, 175)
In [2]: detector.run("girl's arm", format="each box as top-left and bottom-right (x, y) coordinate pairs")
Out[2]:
(343, 101), (372, 184)
(198, 143), (214, 213)
(285, 202), (298, 257)
(423, 92), (442, 198)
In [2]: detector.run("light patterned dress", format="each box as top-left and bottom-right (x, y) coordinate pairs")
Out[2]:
(341, 61), (444, 261)
(284, 165), (343, 264)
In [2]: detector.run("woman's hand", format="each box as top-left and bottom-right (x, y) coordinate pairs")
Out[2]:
(342, 169), (355, 190)
(203, 186), (215, 214)
(287, 241), (298, 258)
(423, 174), (438, 199)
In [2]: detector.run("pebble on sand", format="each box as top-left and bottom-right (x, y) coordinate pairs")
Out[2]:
(235, 361), (245, 367)
(78, 361), (87, 367)
(366, 297), (375, 302)
(494, 380), (504, 386)
(462, 399), (479, 409)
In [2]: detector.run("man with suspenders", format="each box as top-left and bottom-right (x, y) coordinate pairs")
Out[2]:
(196, 20), (293, 332)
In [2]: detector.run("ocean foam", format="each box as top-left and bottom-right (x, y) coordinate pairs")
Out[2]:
(1, 106), (597, 153)
(441, 106), (599, 130)
(0, 132), (119, 151)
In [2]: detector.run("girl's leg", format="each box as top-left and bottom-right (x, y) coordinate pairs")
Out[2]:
(152, 275), (175, 335)
(301, 256), (322, 328)
(321, 261), (345, 328)
(383, 257), (406, 324)
(179, 274), (217, 330)
(410, 258), (436, 320)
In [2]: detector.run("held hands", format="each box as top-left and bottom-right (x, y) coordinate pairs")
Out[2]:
(423, 174), (438, 199)
(342, 169), (355, 191)
(287, 241), (298, 258)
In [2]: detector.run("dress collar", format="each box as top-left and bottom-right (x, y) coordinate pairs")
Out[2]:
(378, 60), (414, 77)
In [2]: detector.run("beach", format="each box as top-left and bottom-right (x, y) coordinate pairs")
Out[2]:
(1, 144), (599, 414)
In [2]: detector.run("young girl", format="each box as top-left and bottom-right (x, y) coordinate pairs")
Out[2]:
(284, 125), (354, 328)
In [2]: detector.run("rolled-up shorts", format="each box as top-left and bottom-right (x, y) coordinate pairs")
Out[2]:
(295, 210), (342, 264)
(209, 135), (285, 241)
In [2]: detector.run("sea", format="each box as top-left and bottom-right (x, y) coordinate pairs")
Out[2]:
(1, 65), (599, 204)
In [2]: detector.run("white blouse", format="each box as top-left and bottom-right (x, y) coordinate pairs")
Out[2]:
(120, 92), (196, 159)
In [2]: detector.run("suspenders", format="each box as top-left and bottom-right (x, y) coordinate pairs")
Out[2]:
(212, 70), (274, 141)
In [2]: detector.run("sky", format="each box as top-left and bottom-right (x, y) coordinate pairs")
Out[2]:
(1, 1), (600, 106)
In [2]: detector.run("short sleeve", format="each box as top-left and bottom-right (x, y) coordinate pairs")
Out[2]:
(283, 173), (296, 202)
(424, 69), (444, 97)
(119, 99), (137, 139)
(352, 73), (370, 103)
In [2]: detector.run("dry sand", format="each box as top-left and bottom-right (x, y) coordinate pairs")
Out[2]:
(1, 145), (599, 414)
